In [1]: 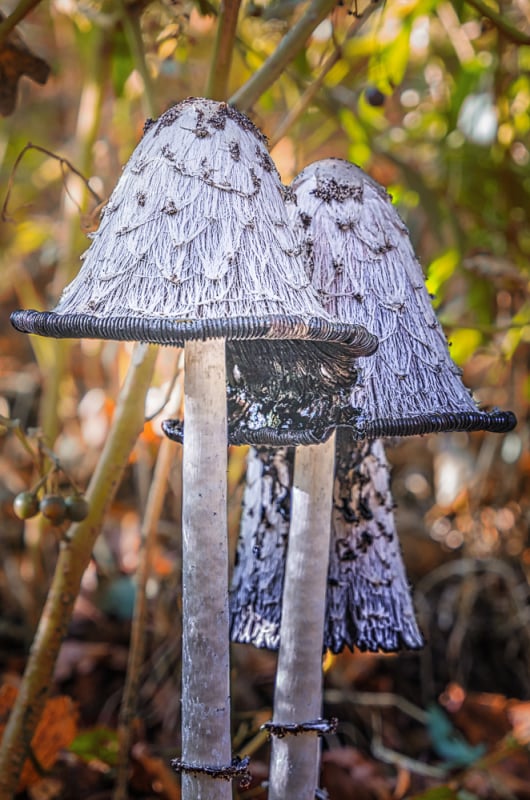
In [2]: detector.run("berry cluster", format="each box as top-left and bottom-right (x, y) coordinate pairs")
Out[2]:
(13, 490), (89, 525)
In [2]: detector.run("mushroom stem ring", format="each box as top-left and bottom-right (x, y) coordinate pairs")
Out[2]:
(171, 755), (252, 789)
(262, 718), (339, 738)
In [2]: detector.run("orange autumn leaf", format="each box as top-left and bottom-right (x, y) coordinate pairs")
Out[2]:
(153, 549), (175, 577)
(0, 684), (78, 791)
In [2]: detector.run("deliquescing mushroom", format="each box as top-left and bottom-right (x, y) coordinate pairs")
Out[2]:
(11, 101), (378, 800)
(230, 435), (423, 653)
(231, 158), (516, 800)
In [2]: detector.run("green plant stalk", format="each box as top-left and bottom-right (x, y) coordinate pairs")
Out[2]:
(269, 3), (378, 148)
(465, 0), (530, 45)
(118, 0), (157, 117)
(205, 0), (242, 100)
(0, 343), (158, 799)
(0, 0), (44, 43)
(229, 0), (339, 112)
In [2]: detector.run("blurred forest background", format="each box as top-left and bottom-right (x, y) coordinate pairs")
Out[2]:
(0, 0), (530, 797)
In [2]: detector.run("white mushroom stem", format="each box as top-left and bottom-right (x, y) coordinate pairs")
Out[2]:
(181, 338), (232, 800)
(268, 433), (336, 800)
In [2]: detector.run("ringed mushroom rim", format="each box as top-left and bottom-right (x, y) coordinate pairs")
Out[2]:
(161, 418), (344, 446)
(361, 410), (517, 438)
(10, 310), (378, 355)
(162, 409), (517, 447)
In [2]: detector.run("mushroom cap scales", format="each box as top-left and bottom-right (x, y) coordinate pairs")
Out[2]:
(288, 158), (516, 438)
(12, 101), (373, 347)
(11, 100), (377, 447)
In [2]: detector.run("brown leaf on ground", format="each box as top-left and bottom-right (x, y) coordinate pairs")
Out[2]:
(0, 12), (50, 116)
(0, 684), (78, 791)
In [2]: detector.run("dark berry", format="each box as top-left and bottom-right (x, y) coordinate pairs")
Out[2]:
(39, 494), (67, 525)
(65, 494), (89, 522)
(365, 87), (386, 107)
(13, 491), (39, 520)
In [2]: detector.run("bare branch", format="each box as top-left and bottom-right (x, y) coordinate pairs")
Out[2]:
(206, 0), (243, 100)
(1, 142), (103, 224)
(465, 0), (530, 45)
(0, 0), (45, 45)
(229, 0), (341, 113)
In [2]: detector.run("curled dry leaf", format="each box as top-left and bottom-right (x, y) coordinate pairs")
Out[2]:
(0, 12), (50, 116)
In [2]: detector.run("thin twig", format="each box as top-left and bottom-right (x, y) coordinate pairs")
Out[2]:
(324, 689), (429, 725)
(0, 0), (44, 44)
(38, 441), (84, 494)
(205, 0), (243, 100)
(1, 143), (102, 223)
(0, 415), (38, 463)
(465, 0), (530, 45)
(144, 370), (181, 422)
(269, 2), (378, 148)
(370, 712), (448, 779)
(229, 0), (342, 113)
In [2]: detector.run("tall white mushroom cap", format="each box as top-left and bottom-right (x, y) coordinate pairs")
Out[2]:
(47, 101), (334, 322)
(12, 101), (375, 343)
(288, 158), (516, 437)
(11, 101), (377, 446)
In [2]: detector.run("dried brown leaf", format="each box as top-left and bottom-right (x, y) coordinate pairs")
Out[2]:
(0, 684), (78, 791)
(0, 12), (50, 116)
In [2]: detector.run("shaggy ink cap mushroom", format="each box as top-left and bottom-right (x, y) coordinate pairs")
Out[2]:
(325, 433), (423, 652)
(287, 158), (516, 439)
(11, 100), (377, 447)
(230, 437), (424, 654)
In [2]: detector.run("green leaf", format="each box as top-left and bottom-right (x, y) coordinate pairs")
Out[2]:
(426, 249), (460, 300)
(448, 327), (483, 366)
(69, 727), (120, 766)
(111, 29), (135, 98)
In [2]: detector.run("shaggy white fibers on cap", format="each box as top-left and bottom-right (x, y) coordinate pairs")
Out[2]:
(288, 158), (515, 436)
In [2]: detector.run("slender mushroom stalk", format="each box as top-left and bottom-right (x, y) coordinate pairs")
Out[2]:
(268, 434), (336, 800)
(12, 102), (377, 799)
(181, 339), (231, 799)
